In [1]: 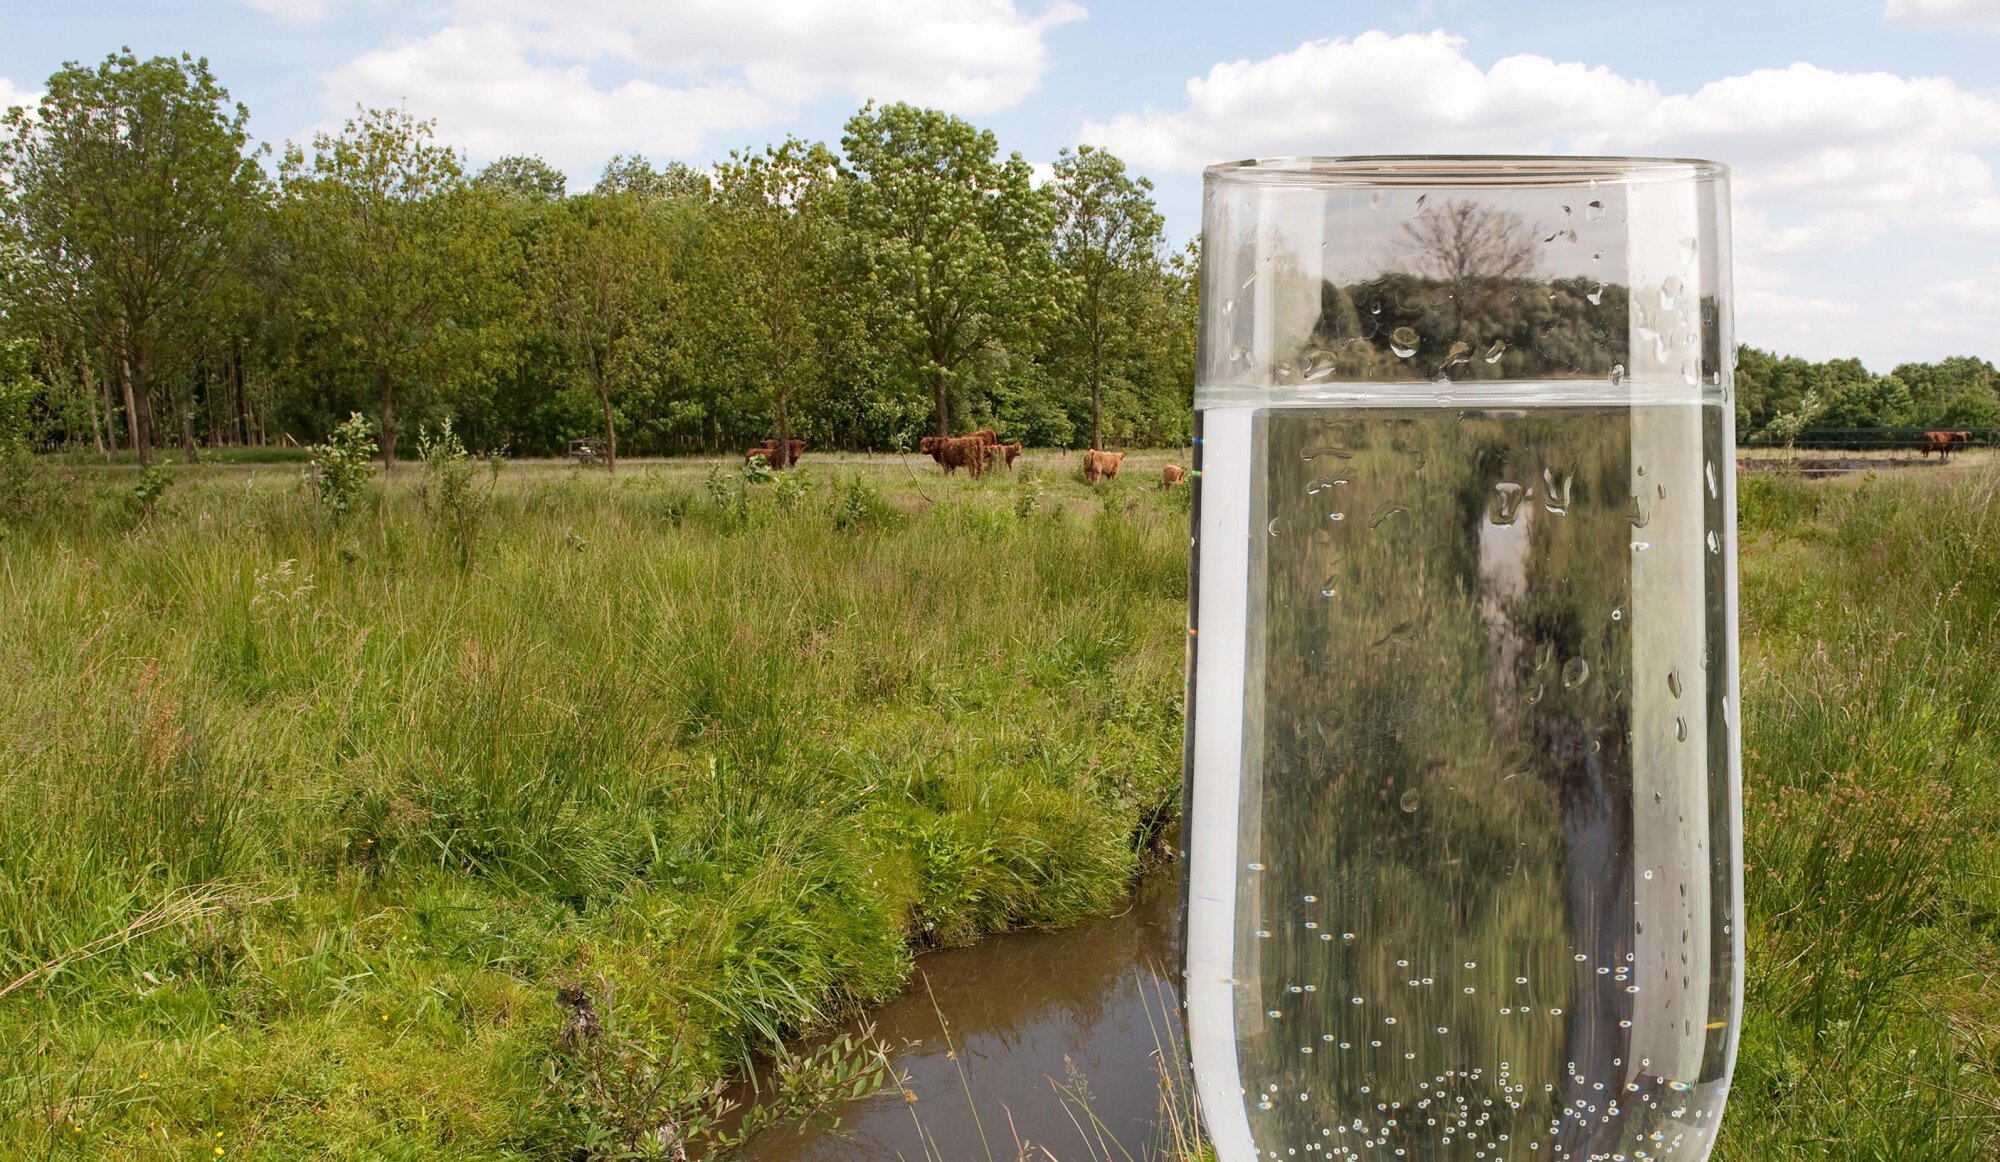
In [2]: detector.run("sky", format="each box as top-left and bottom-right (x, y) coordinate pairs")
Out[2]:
(2, 0), (1998, 368)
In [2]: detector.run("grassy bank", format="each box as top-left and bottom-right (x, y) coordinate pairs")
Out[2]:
(0, 453), (1189, 1158)
(1720, 465), (2000, 1159)
(7, 450), (2000, 1160)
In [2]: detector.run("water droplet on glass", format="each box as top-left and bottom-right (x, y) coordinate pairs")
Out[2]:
(1585, 199), (1605, 221)
(1542, 467), (1572, 515)
(1320, 576), (1339, 598)
(1484, 341), (1508, 364)
(1370, 501), (1407, 528)
(1327, 510), (1345, 522)
(1561, 657), (1590, 689)
(1611, 606), (1623, 622)
(1610, 363), (1626, 386)
(1267, 517), (1283, 537)
(1488, 481), (1526, 525)
(1707, 530), (1721, 554)
(1659, 276), (1684, 310)
(1246, 862), (1264, 871)
(1591, 249), (1605, 263)
(1526, 683), (1545, 705)
(1706, 460), (1718, 498)
(1390, 327), (1420, 358)
(1228, 344), (1246, 363)
(1668, 669), (1683, 698)
(1586, 284), (1605, 306)
(1241, 272), (1257, 291)
(1678, 236), (1699, 263)
(1675, 716), (1688, 742)
(1268, 1009), (1283, 1018)
(1627, 492), (1652, 529)
(1644, 869), (1655, 880)
(1369, 190), (1384, 210)
(1223, 298), (1234, 315)
(1444, 340), (1471, 366)
(1399, 787), (1421, 812)
(1414, 193), (1429, 213)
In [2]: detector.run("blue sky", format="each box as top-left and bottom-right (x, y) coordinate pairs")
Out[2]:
(4, 0), (1998, 366)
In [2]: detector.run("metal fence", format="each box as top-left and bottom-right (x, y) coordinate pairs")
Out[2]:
(1739, 427), (2000, 452)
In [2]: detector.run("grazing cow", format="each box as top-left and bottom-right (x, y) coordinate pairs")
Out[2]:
(1082, 448), (1125, 484)
(967, 428), (999, 446)
(746, 437), (805, 468)
(1920, 430), (1972, 462)
(1162, 464), (1187, 487)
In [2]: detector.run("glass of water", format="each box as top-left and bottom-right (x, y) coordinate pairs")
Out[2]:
(1183, 157), (1741, 1161)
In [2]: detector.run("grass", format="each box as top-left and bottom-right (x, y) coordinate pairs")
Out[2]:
(5, 448), (2000, 1159)
(0, 451), (1191, 1158)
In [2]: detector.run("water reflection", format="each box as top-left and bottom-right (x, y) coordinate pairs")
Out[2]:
(742, 873), (1181, 1160)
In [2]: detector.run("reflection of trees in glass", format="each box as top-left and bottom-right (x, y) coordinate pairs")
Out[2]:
(1396, 200), (1540, 284)
(1234, 409), (1723, 1156)
(1281, 201), (1630, 385)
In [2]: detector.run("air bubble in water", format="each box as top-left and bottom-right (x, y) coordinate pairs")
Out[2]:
(1562, 657), (1590, 689)
(1390, 327), (1420, 358)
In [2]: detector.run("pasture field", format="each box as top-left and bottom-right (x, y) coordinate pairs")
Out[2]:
(1, 449), (1998, 1159)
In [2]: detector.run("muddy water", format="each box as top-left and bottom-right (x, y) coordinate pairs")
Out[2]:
(741, 870), (1184, 1160)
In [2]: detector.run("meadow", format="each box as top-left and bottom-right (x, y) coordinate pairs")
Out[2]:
(0, 449), (1997, 1159)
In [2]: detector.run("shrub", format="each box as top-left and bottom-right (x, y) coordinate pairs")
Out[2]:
(307, 413), (378, 516)
(416, 418), (484, 566)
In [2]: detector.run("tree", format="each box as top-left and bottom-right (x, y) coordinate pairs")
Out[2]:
(700, 139), (853, 467)
(277, 108), (517, 467)
(476, 154), (567, 202)
(1397, 199), (1539, 283)
(841, 102), (1056, 438)
(1048, 145), (1164, 450)
(595, 155), (711, 203)
(526, 193), (676, 471)
(0, 50), (263, 466)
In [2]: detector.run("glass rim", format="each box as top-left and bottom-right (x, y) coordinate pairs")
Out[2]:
(1205, 154), (1727, 188)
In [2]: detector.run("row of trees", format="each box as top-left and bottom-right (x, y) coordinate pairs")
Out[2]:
(1735, 349), (2000, 437)
(0, 52), (1196, 468)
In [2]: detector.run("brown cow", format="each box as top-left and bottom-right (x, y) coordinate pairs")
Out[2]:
(1920, 430), (1972, 462)
(967, 428), (999, 446)
(993, 442), (1023, 469)
(1082, 448), (1125, 484)
(1162, 464), (1187, 487)
(930, 436), (991, 478)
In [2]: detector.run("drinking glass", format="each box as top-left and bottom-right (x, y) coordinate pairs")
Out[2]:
(1182, 157), (1741, 1161)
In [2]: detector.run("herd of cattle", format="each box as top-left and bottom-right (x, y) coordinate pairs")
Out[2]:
(918, 430), (1023, 477)
(743, 431), (1190, 486)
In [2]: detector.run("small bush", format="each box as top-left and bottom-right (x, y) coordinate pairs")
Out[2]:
(307, 413), (378, 517)
(416, 418), (485, 566)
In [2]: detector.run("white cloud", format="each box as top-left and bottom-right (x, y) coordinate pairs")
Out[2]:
(0, 76), (41, 116)
(1083, 31), (2000, 366)
(1885, 0), (2000, 34)
(237, 0), (334, 19)
(316, 0), (1083, 177)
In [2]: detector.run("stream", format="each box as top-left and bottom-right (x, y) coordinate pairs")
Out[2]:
(740, 869), (1185, 1161)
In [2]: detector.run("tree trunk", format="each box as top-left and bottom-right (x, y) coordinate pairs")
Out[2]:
(180, 391), (200, 462)
(775, 389), (792, 469)
(82, 360), (109, 458)
(597, 381), (618, 473)
(379, 368), (398, 470)
(934, 364), (950, 438)
(1090, 363), (1103, 452)
(128, 351), (155, 470)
